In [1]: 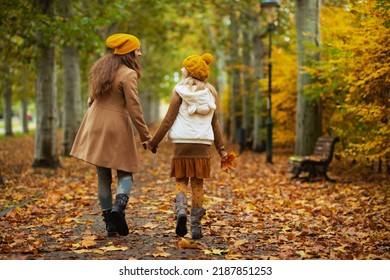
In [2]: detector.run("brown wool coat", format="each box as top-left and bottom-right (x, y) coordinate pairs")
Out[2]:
(70, 66), (151, 173)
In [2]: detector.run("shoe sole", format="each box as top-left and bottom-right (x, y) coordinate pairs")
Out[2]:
(176, 214), (187, 237)
(111, 211), (129, 236)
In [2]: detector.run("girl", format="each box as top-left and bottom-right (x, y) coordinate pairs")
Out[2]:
(71, 33), (152, 237)
(148, 53), (227, 239)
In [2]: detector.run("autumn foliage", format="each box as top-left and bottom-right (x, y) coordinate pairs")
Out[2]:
(272, 0), (389, 162)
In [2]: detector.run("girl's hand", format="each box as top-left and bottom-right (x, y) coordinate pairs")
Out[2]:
(149, 145), (157, 154)
(146, 142), (158, 154)
(220, 151), (228, 161)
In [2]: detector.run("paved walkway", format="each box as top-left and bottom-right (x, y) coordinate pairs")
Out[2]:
(0, 118), (35, 135)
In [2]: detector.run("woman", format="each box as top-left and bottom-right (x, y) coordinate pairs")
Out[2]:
(70, 33), (152, 237)
(148, 53), (227, 239)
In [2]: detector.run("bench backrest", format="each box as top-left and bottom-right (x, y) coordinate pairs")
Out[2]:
(313, 136), (340, 164)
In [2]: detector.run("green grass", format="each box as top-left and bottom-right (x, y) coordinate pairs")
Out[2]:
(0, 129), (35, 140)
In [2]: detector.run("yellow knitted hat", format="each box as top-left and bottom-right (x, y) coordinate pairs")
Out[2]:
(182, 53), (214, 81)
(106, 33), (141, 55)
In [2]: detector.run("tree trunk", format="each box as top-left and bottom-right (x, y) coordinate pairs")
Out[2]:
(215, 49), (227, 132)
(60, 0), (82, 156)
(205, 20), (228, 132)
(2, 67), (13, 136)
(61, 45), (82, 156)
(140, 89), (160, 125)
(295, 0), (323, 156)
(241, 27), (252, 151)
(19, 67), (30, 134)
(252, 14), (265, 152)
(21, 98), (29, 134)
(229, 6), (240, 143)
(151, 96), (160, 125)
(32, 0), (60, 168)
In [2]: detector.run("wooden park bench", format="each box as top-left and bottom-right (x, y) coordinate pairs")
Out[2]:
(289, 135), (340, 182)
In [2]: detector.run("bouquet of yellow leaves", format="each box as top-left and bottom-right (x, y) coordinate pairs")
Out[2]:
(221, 151), (238, 173)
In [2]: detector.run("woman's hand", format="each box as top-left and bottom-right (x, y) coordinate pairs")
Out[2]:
(142, 139), (157, 154)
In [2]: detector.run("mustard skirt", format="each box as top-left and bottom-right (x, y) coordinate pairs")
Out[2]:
(170, 143), (212, 179)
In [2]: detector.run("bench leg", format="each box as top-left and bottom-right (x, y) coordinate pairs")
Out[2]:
(290, 166), (301, 179)
(324, 173), (336, 182)
(319, 166), (336, 182)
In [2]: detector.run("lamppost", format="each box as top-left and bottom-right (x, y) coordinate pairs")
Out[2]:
(261, 0), (280, 164)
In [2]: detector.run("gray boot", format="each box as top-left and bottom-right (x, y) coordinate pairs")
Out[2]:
(175, 191), (188, 237)
(111, 194), (129, 236)
(191, 207), (206, 239)
(102, 209), (116, 237)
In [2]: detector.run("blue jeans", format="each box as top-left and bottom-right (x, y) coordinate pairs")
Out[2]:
(96, 166), (133, 211)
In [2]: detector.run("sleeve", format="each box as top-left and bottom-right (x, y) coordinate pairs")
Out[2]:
(149, 91), (182, 148)
(122, 71), (152, 143)
(209, 87), (226, 157)
(212, 113), (226, 157)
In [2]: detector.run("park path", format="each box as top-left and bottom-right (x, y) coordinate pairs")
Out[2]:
(0, 134), (389, 260)
(0, 117), (35, 135)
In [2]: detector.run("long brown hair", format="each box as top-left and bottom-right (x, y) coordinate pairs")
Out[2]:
(89, 52), (141, 99)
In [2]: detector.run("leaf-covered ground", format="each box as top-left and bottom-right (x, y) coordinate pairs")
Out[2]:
(0, 133), (389, 260)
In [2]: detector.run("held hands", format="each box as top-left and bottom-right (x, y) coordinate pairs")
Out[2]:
(149, 145), (157, 154)
(142, 140), (157, 154)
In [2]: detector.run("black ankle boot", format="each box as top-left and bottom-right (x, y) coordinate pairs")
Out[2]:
(111, 194), (129, 236)
(102, 209), (116, 237)
(175, 191), (188, 237)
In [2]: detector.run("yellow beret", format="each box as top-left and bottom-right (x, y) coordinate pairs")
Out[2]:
(182, 53), (214, 81)
(106, 33), (141, 55)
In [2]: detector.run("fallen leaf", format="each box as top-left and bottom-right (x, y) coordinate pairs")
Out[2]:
(152, 249), (172, 258)
(99, 245), (129, 252)
(295, 250), (312, 258)
(233, 239), (249, 247)
(333, 246), (347, 253)
(213, 248), (230, 255)
(205, 248), (230, 255)
(221, 151), (238, 173)
(142, 222), (159, 229)
(282, 225), (291, 232)
(73, 249), (104, 255)
(80, 236), (97, 248)
(178, 238), (198, 249)
(285, 232), (295, 240)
